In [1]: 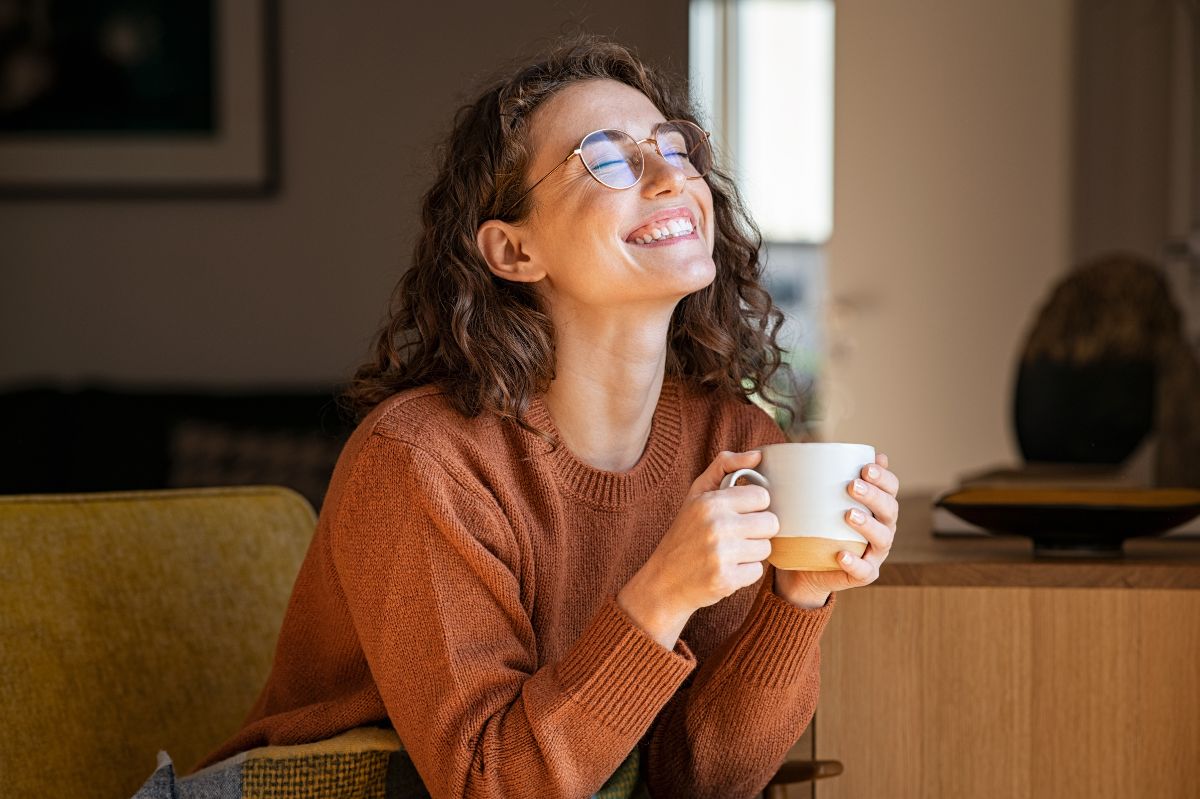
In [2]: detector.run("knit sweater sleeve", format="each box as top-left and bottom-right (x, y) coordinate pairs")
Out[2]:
(640, 398), (836, 799)
(643, 580), (835, 799)
(328, 432), (696, 799)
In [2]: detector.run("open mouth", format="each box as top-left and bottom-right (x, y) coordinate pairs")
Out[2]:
(624, 209), (698, 246)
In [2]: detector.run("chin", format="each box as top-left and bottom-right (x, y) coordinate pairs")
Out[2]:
(673, 256), (718, 293)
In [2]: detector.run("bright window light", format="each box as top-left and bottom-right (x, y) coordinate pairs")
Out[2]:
(690, 0), (834, 243)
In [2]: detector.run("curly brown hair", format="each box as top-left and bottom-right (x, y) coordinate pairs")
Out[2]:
(340, 35), (801, 435)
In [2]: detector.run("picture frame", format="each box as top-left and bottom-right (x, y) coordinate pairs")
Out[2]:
(0, 0), (279, 198)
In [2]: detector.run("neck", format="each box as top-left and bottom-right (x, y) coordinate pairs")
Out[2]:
(541, 303), (673, 472)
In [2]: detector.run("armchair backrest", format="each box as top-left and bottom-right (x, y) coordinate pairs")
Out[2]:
(0, 486), (316, 798)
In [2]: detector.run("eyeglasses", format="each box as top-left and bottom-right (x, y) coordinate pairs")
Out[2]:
(506, 119), (713, 214)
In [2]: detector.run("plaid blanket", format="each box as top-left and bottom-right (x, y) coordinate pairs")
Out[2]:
(131, 727), (647, 799)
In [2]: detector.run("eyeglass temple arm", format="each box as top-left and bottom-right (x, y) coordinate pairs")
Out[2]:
(508, 149), (583, 214)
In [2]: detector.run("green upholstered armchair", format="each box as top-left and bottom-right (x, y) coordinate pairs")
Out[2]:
(0, 487), (316, 799)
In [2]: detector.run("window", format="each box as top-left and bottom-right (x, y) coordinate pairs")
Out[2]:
(690, 0), (835, 429)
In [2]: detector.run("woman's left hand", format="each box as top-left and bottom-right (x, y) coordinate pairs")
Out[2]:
(774, 452), (901, 608)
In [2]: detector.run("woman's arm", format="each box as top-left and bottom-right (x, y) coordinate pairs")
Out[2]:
(641, 576), (834, 799)
(631, 404), (834, 799)
(330, 432), (695, 799)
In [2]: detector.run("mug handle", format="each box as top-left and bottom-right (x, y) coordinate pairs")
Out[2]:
(719, 468), (770, 491)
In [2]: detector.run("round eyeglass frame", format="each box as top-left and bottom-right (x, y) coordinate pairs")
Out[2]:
(504, 119), (712, 216)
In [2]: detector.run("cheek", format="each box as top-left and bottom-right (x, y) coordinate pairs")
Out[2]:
(542, 214), (623, 288)
(697, 186), (717, 253)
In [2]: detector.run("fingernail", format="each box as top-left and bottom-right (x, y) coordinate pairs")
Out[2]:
(841, 552), (853, 565)
(853, 479), (868, 496)
(849, 509), (866, 524)
(866, 465), (880, 480)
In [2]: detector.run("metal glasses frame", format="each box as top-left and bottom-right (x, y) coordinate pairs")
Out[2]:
(504, 119), (712, 215)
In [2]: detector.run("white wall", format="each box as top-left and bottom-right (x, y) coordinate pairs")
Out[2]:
(0, 1), (688, 388)
(820, 0), (1074, 494)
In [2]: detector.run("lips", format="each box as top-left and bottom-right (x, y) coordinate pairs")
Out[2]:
(624, 207), (698, 244)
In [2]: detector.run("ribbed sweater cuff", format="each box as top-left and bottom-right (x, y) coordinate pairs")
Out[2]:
(719, 583), (836, 689)
(556, 597), (696, 736)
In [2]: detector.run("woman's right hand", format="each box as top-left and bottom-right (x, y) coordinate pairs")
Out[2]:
(616, 450), (779, 648)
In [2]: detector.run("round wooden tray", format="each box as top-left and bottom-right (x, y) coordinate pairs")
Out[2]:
(933, 488), (1200, 557)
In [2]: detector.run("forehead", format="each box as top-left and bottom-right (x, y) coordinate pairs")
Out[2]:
(527, 79), (666, 159)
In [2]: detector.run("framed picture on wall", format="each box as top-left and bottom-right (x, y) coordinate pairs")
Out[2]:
(0, 0), (279, 198)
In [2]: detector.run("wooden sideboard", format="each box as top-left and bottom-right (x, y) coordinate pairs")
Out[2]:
(802, 494), (1200, 799)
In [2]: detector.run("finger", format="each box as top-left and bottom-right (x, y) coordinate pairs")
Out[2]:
(736, 537), (774, 564)
(718, 485), (773, 514)
(846, 508), (893, 556)
(848, 478), (900, 527)
(732, 560), (766, 589)
(836, 549), (879, 584)
(691, 449), (762, 495)
(860, 462), (900, 499)
(738, 510), (780, 539)
(877, 452), (890, 470)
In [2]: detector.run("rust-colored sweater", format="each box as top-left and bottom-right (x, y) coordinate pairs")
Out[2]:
(198, 378), (835, 798)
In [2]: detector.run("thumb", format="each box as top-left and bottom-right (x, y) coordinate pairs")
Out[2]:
(689, 449), (763, 497)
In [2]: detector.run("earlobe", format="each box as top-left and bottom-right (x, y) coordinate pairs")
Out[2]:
(476, 220), (545, 283)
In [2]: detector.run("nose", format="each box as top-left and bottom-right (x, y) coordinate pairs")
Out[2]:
(638, 144), (687, 197)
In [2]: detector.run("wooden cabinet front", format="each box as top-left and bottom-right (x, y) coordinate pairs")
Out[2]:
(814, 585), (1200, 798)
(793, 490), (1200, 799)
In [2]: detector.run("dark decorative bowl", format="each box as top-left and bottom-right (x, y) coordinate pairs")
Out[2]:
(934, 487), (1200, 557)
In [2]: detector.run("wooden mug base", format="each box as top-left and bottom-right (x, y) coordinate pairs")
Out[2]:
(770, 536), (868, 571)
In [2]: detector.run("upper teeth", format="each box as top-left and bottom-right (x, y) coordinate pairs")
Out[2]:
(634, 218), (695, 244)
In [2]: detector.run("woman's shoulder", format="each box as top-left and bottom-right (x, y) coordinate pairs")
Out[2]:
(356, 384), (502, 445)
(328, 384), (518, 511)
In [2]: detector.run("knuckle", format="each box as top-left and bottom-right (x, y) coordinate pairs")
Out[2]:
(703, 567), (718, 588)
(710, 568), (733, 596)
(702, 527), (723, 550)
(695, 495), (721, 522)
(746, 561), (765, 584)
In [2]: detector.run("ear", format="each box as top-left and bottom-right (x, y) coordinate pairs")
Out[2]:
(476, 220), (546, 283)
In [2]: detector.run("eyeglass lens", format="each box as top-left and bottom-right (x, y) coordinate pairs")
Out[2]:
(579, 121), (711, 190)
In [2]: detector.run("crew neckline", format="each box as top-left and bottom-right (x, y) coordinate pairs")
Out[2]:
(523, 377), (684, 508)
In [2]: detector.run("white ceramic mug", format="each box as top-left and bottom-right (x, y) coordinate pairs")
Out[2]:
(719, 442), (876, 571)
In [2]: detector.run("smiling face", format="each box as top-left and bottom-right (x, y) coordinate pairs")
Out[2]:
(479, 79), (718, 317)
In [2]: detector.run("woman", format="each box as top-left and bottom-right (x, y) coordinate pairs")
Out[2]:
(198, 37), (900, 798)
